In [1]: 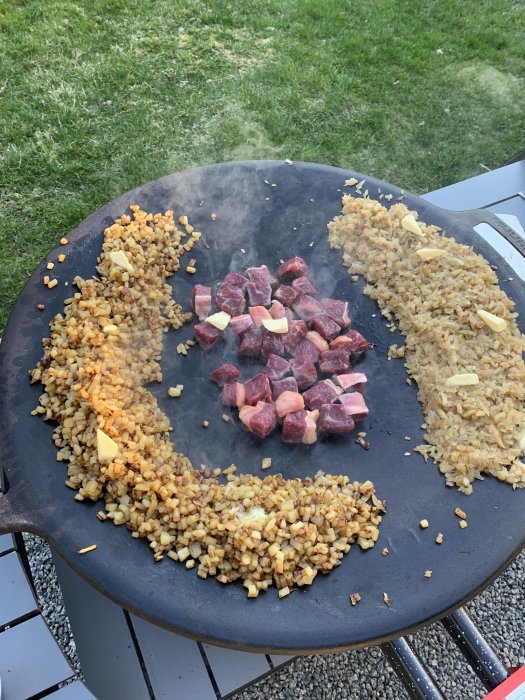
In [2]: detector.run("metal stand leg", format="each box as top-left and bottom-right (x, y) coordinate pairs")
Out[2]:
(381, 638), (445, 700)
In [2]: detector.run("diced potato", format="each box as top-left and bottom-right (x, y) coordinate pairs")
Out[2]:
(415, 247), (446, 261)
(109, 250), (133, 273)
(401, 214), (424, 237)
(477, 309), (507, 333)
(96, 429), (118, 462)
(262, 317), (289, 334)
(445, 373), (479, 387)
(206, 311), (230, 330)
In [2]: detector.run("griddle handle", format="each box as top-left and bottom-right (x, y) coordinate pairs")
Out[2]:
(455, 208), (525, 258)
(0, 480), (37, 535)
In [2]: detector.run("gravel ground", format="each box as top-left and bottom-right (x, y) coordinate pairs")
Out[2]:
(24, 533), (524, 700)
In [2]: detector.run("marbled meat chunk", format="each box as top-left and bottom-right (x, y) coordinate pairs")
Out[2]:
(239, 326), (263, 356)
(319, 349), (351, 374)
(334, 372), (367, 393)
(277, 256), (308, 280)
(262, 354), (291, 381)
(270, 300), (293, 323)
(292, 276), (316, 296)
(291, 338), (321, 363)
(309, 314), (340, 341)
(329, 335), (354, 351)
(246, 281), (272, 307)
(245, 265), (277, 287)
(302, 379), (342, 410)
(344, 329), (371, 355)
(275, 390), (305, 418)
(338, 392), (369, 420)
(290, 356), (318, 389)
(282, 320), (308, 352)
(230, 314), (254, 337)
(274, 284), (299, 307)
(271, 376), (299, 400)
(239, 401), (278, 438)
(244, 373), (272, 406)
(211, 364), (240, 386)
(282, 409), (318, 444)
(261, 329), (285, 358)
(293, 295), (323, 322)
(318, 404), (355, 433)
(192, 284), (212, 320)
(321, 298), (351, 328)
(249, 305), (272, 326)
(305, 330), (329, 353)
(222, 382), (246, 408)
(194, 321), (224, 350)
(216, 285), (246, 316)
(222, 272), (248, 290)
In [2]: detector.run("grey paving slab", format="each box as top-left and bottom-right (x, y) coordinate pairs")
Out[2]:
(0, 551), (38, 626)
(269, 655), (294, 668)
(202, 643), (271, 697)
(52, 551), (151, 700)
(48, 680), (96, 699)
(0, 533), (14, 554)
(488, 195), (525, 221)
(132, 614), (217, 700)
(0, 615), (72, 699)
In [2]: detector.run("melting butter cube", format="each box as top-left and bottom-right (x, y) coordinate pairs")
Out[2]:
(206, 311), (230, 330)
(96, 429), (118, 462)
(445, 373), (479, 387)
(415, 248), (446, 261)
(401, 214), (424, 237)
(476, 309), (507, 333)
(262, 317), (289, 334)
(109, 250), (133, 273)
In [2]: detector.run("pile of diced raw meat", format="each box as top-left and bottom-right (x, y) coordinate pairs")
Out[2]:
(193, 257), (371, 444)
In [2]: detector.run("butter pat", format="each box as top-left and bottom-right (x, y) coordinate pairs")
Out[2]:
(96, 429), (118, 461)
(477, 309), (507, 333)
(401, 214), (424, 237)
(206, 311), (230, 330)
(445, 373), (479, 387)
(262, 317), (289, 334)
(415, 247), (446, 261)
(109, 250), (133, 273)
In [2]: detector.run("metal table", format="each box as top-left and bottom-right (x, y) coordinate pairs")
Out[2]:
(25, 160), (525, 699)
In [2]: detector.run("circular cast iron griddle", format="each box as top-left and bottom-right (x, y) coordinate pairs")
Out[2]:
(0, 161), (524, 655)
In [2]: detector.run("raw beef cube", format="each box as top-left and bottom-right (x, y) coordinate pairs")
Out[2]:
(230, 314), (254, 337)
(261, 329), (285, 358)
(194, 321), (224, 350)
(282, 320), (308, 352)
(292, 276), (317, 296)
(333, 372), (367, 393)
(222, 382), (246, 408)
(275, 390), (305, 418)
(244, 373), (272, 406)
(239, 401), (278, 438)
(245, 265), (277, 287)
(293, 295), (323, 322)
(309, 314), (340, 341)
(329, 335), (354, 351)
(319, 349), (351, 374)
(192, 284), (212, 320)
(344, 329), (371, 356)
(338, 392), (369, 420)
(306, 330), (329, 353)
(262, 354), (291, 381)
(321, 298), (351, 328)
(222, 272), (248, 290)
(318, 404), (355, 433)
(302, 379), (341, 410)
(271, 376), (299, 400)
(246, 281), (272, 307)
(211, 364), (240, 386)
(239, 327), (263, 356)
(249, 305), (272, 326)
(274, 285), (299, 307)
(290, 356), (318, 390)
(270, 300), (293, 323)
(277, 256), (308, 280)
(216, 285), (246, 316)
(282, 409), (318, 444)
(291, 338), (320, 363)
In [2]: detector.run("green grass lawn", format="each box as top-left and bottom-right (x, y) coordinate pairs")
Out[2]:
(1, 0), (524, 330)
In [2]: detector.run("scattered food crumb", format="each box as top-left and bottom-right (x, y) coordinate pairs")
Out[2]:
(420, 519), (429, 529)
(351, 275), (359, 282)
(383, 592), (391, 607)
(78, 544), (97, 555)
(459, 519), (468, 529)
(240, 248), (246, 253)
(48, 279), (58, 289)
(384, 194), (393, 202)
(168, 385), (183, 398)
(403, 451), (411, 457)
(37, 304), (45, 311)
(202, 420), (209, 428)
(424, 570), (433, 578)
(96, 511), (107, 521)
(222, 413), (230, 422)
(345, 177), (359, 187)
(185, 265), (196, 274)
(279, 586), (291, 598)
(435, 533), (443, 544)
(355, 434), (369, 450)
(58, 254), (66, 263)
(46, 262), (54, 270)
(178, 215), (189, 226)
(211, 212), (217, 221)
(349, 592), (362, 606)
(309, 241), (314, 247)
(285, 159), (294, 165)
(43, 275), (50, 285)
(60, 237), (69, 245)
(381, 547), (389, 556)
(261, 457), (272, 470)
(454, 507), (467, 519)
(404, 436), (411, 441)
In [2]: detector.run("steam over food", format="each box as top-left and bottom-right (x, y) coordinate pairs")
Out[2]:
(30, 207), (384, 599)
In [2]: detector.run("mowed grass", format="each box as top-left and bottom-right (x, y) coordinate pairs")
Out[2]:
(1, 0), (524, 329)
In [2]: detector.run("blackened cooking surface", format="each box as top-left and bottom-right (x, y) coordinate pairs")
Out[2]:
(1, 161), (524, 654)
